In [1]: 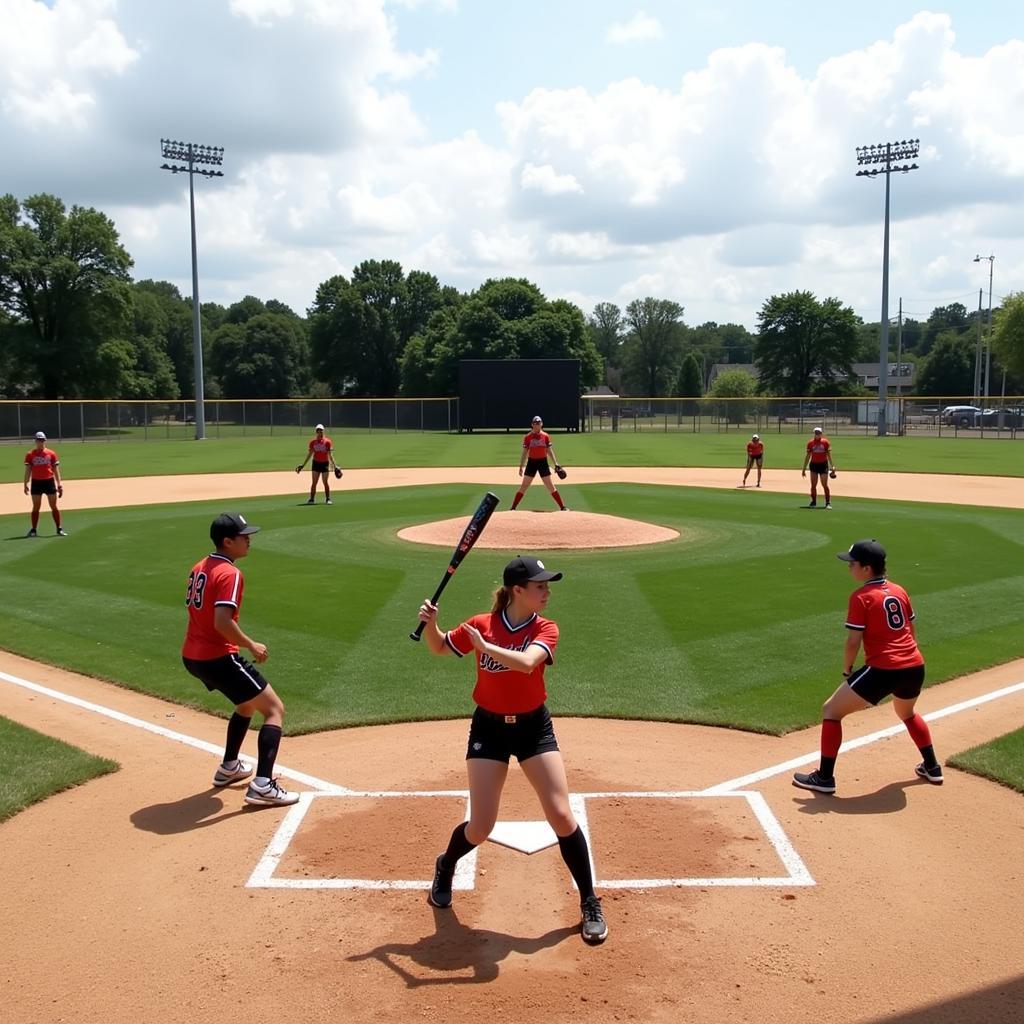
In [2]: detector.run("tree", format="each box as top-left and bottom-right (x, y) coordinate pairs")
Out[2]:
(676, 351), (703, 414)
(0, 193), (133, 397)
(209, 313), (310, 398)
(399, 278), (602, 396)
(755, 291), (859, 396)
(915, 332), (975, 397)
(706, 368), (758, 423)
(588, 302), (624, 371)
(308, 260), (443, 396)
(620, 298), (686, 396)
(921, 302), (969, 355)
(991, 293), (1024, 383)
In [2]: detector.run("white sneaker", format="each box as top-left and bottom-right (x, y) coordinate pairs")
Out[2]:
(212, 760), (253, 787)
(245, 779), (300, 806)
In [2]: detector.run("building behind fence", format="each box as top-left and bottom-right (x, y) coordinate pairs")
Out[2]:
(1, 395), (1022, 442)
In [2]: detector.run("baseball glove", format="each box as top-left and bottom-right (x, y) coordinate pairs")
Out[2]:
(295, 465), (303, 474)
(829, 469), (837, 479)
(334, 467), (343, 479)
(554, 464), (567, 480)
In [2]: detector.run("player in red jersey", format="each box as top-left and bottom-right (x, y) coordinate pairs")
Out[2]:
(793, 539), (942, 794)
(741, 433), (764, 487)
(416, 555), (607, 944)
(800, 427), (835, 508)
(181, 512), (299, 807)
(295, 424), (339, 504)
(510, 416), (567, 511)
(23, 431), (66, 537)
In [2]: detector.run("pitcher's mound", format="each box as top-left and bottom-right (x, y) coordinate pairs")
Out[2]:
(397, 509), (680, 550)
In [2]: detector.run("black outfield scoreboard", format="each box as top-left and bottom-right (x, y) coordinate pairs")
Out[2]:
(458, 359), (580, 431)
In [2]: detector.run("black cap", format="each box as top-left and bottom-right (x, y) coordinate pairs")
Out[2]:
(837, 539), (886, 565)
(503, 555), (563, 587)
(211, 512), (260, 545)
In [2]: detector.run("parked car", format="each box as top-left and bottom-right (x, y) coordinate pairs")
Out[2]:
(974, 407), (1024, 428)
(940, 405), (981, 427)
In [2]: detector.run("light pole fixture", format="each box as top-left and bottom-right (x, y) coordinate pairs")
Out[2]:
(160, 139), (225, 440)
(974, 254), (995, 401)
(856, 138), (919, 437)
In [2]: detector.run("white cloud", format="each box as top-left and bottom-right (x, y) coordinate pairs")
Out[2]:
(1, 5), (1021, 330)
(520, 163), (583, 195)
(606, 11), (663, 45)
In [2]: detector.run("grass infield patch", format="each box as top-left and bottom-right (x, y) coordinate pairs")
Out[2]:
(948, 729), (1024, 794)
(3, 483), (1023, 736)
(0, 716), (119, 823)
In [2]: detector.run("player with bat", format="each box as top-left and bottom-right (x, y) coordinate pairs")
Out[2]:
(415, 550), (608, 945)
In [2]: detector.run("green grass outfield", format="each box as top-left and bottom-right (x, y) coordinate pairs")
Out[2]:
(3, 483), (1023, 735)
(0, 716), (118, 822)
(3, 431), (1024, 481)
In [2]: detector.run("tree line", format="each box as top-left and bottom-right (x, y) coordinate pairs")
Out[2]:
(2, 192), (1021, 401)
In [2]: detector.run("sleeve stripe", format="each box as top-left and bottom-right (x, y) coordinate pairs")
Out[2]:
(844, 622), (866, 631)
(443, 632), (463, 658)
(530, 640), (554, 661)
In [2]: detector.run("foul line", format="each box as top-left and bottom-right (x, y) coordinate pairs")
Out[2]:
(0, 669), (350, 795)
(701, 679), (1024, 795)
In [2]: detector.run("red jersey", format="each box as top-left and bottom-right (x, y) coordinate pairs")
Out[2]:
(308, 436), (333, 460)
(181, 554), (246, 660)
(806, 436), (831, 463)
(445, 609), (559, 714)
(522, 430), (552, 461)
(845, 578), (923, 670)
(746, 441), (764, 458)
(25, 447), (59, 480)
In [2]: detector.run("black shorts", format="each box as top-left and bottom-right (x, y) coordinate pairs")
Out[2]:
(182, 653), (270, 706)
(311, 460), (330, 474)
(523, 458), (551, 478)
(847, 663), (925, 706)
(809, 463), (829, 476)
(466, 704), (560, 763)
(30, 479), (57, 496)
(746, 456), (763, 468)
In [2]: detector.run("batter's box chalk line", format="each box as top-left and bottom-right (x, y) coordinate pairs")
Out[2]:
(245, 789), (815, 891)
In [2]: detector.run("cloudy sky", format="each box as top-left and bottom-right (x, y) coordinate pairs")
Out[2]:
(2, 0), (1021, 330)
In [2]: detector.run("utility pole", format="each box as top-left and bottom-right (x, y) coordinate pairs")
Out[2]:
(855, 139), (919, 436)
(974, 254), (995, 402)
(160, 139), (225, 440)
(974, 289), (984, 404)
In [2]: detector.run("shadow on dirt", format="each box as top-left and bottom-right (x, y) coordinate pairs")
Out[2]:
(347, 906), (578, 986)
(130, 788), (253, 833)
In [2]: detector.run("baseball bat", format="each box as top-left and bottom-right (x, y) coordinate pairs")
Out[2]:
(409, 491), (500, 641)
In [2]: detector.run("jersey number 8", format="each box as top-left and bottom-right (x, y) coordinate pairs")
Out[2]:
(186, 571), (208, 609)
(883, 595), (906, 630)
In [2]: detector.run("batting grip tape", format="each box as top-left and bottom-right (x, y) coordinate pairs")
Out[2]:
(409, 492), (500, 641)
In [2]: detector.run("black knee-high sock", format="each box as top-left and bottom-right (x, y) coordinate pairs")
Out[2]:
(223, 713), (251, 763)
(440, 822), (477, 871)
(255, 724), (283, 779)
(557, 826), (595, 901)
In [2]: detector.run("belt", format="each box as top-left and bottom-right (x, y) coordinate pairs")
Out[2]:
(477, 704), (546, 725)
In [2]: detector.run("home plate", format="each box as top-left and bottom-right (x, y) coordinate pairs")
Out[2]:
(487, 820), (558, 854)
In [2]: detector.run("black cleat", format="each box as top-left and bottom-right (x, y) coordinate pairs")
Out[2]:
(429, 854), (453, 908)
(915, 762), (944, 785)
(793, 770), (836, 794)
(580, 895), (608, 944)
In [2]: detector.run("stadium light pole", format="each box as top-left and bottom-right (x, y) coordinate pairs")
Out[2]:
(856, 139), (919, 437)
(160, 139), (225, 440)
(974, 254), (994, 401)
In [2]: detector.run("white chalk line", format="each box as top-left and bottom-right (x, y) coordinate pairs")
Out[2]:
(248, 790), (814, 890)
(701, 678), (1024, 795)
(0, 669), (351, 795)
(5, 668), (1023, 893)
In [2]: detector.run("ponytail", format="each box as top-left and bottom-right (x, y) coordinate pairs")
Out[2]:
(491, 585), (513, 614)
